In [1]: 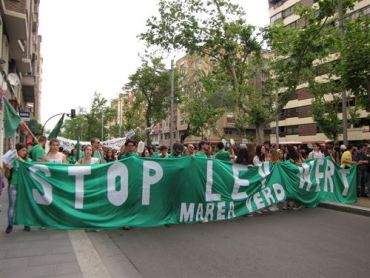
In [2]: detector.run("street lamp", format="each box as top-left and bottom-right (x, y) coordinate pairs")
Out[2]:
(41, 109), (76, 135)
(170, 59), (175, 152)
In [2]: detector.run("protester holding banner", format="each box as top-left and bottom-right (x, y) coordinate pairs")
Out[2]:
(235, 147), (253, 166)
(77, 145), (100, 165)
(195, 141), (210, 158)
(285, 145), (304, 210)
(122, 139), (138, 158)
(341, 145), (353, 169)
(215, 142), (231, 162)
(5, 143), (31, 234)
(186, 144), (196, 156)
(159, 145), (169, 158)
(253, 145), (265, 165)
(308, 143), (324, 159)
(354, 144), (369, 197)
(45, 139), (67, 163)
(28, 135), (47, 162)
(141, 147), (152, 158)
(105, 148), (116, 162)
(91, 137), (105, 163)
(68, 148), (78, 164)
(168, 143), (184, 158)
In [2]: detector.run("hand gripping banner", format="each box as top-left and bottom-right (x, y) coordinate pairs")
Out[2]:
(15, 157), (357, 229)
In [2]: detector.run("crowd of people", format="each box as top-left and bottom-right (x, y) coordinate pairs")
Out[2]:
(1, 135), (369, 234)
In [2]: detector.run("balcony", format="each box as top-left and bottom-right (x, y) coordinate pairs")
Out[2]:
(17, 57), (32, 73)
(21, 75), (35, 103)
(9, 40), (25, 60)
(1, 0), (29, 41)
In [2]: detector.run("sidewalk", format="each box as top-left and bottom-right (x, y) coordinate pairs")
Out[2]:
(319, 197), (370, 217)
(0, 188), (84, 278)
(0, 181), (141, 278)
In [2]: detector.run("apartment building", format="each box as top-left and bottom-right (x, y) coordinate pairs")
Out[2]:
(109, 91), (145, 139)
(268, 0), (370, 144)
(0, 0), (42, 155)
(155, 54), (270, 147)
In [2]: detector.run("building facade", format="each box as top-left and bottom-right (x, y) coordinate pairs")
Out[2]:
(268, 0), (370, 144)
(152, 54), (270, 147)
(0, 0), (42, 155)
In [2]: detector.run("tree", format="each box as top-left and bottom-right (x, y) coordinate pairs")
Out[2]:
(140, 0), (270, 142)
(265, 0), (368, 142)
(341, 15), (370, 111)
(62, 92), (117, 141)
(180, 61), (230, 138)
(124, 56), (178, 144)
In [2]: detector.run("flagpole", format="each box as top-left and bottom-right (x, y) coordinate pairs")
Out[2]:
(21, 121), (39, 143)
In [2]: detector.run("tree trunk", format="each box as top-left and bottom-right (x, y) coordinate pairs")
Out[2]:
(256, 124), (264, 145)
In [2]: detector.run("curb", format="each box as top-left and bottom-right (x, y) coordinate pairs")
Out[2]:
(319, 202), (370, 217)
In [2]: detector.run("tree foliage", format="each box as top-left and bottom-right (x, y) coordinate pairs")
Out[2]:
(124, 56), (179, 144)
(265, 0), (368, 141)
(62, 92), (117, 141)
(140, 0), (272, 143)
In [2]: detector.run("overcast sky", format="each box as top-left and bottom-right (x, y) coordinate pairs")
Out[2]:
(39, 0), (269, 130)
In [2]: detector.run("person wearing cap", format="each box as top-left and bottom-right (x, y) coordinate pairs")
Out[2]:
(195, 141), (210, 158)
(215, 142), (230, 162)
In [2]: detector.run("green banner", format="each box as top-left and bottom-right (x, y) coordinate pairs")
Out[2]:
(15, 157), (357, 229)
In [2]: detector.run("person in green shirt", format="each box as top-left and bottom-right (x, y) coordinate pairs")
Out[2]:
(28, 135), (46, 162)
(168, 143), (184, 158)
(91, 137), (105, 162)
(215, 142), (231, 162)
(195, 141), (210, 158)
(159, 145), (169, 158)
(122, 139), (138, 158)
(5, 143), (31, 234)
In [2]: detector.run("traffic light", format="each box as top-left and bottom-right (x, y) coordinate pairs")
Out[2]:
(70, 109), (76, 118)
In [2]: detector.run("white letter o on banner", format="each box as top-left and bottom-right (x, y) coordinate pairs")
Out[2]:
(107, 162), (129, 206)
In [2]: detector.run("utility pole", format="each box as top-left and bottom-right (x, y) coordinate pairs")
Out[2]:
(275, 90), (280, 146)
(338, 0), (348, 146)
(170, 59), (175, 153)
(101, 110), (104, 141)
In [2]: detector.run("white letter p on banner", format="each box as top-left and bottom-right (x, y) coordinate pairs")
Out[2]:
(142, 161), (163, 205)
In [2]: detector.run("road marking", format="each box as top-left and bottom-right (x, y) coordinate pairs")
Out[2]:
(69, 230), (112, 278)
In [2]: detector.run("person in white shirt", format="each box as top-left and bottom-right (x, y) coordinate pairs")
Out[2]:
(308, 143), (324, 159)
(45, 139), (67, 163)
(77, 145), (100, 165)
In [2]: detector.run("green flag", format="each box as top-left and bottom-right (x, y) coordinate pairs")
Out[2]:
(48, 113), (65, 140)
(4, 98), (21, 138)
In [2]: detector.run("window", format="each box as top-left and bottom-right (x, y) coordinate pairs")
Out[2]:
(285, 108), (298, 118)
(270, 12), (283, 24)
(286, 20), (297, 29)
(226, 116), (235, 123)
(224, 128), (234, 135)
(315, 60), (338, 76)
(282, 4), (296, 18)
(354, 118), (370, 128)
(286, 125), (299, 135)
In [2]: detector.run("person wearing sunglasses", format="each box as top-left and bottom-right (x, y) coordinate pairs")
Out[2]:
(91, 137), (105, 163)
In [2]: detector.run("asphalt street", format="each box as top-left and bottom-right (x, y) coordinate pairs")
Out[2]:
(98, 208), (370, 278)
